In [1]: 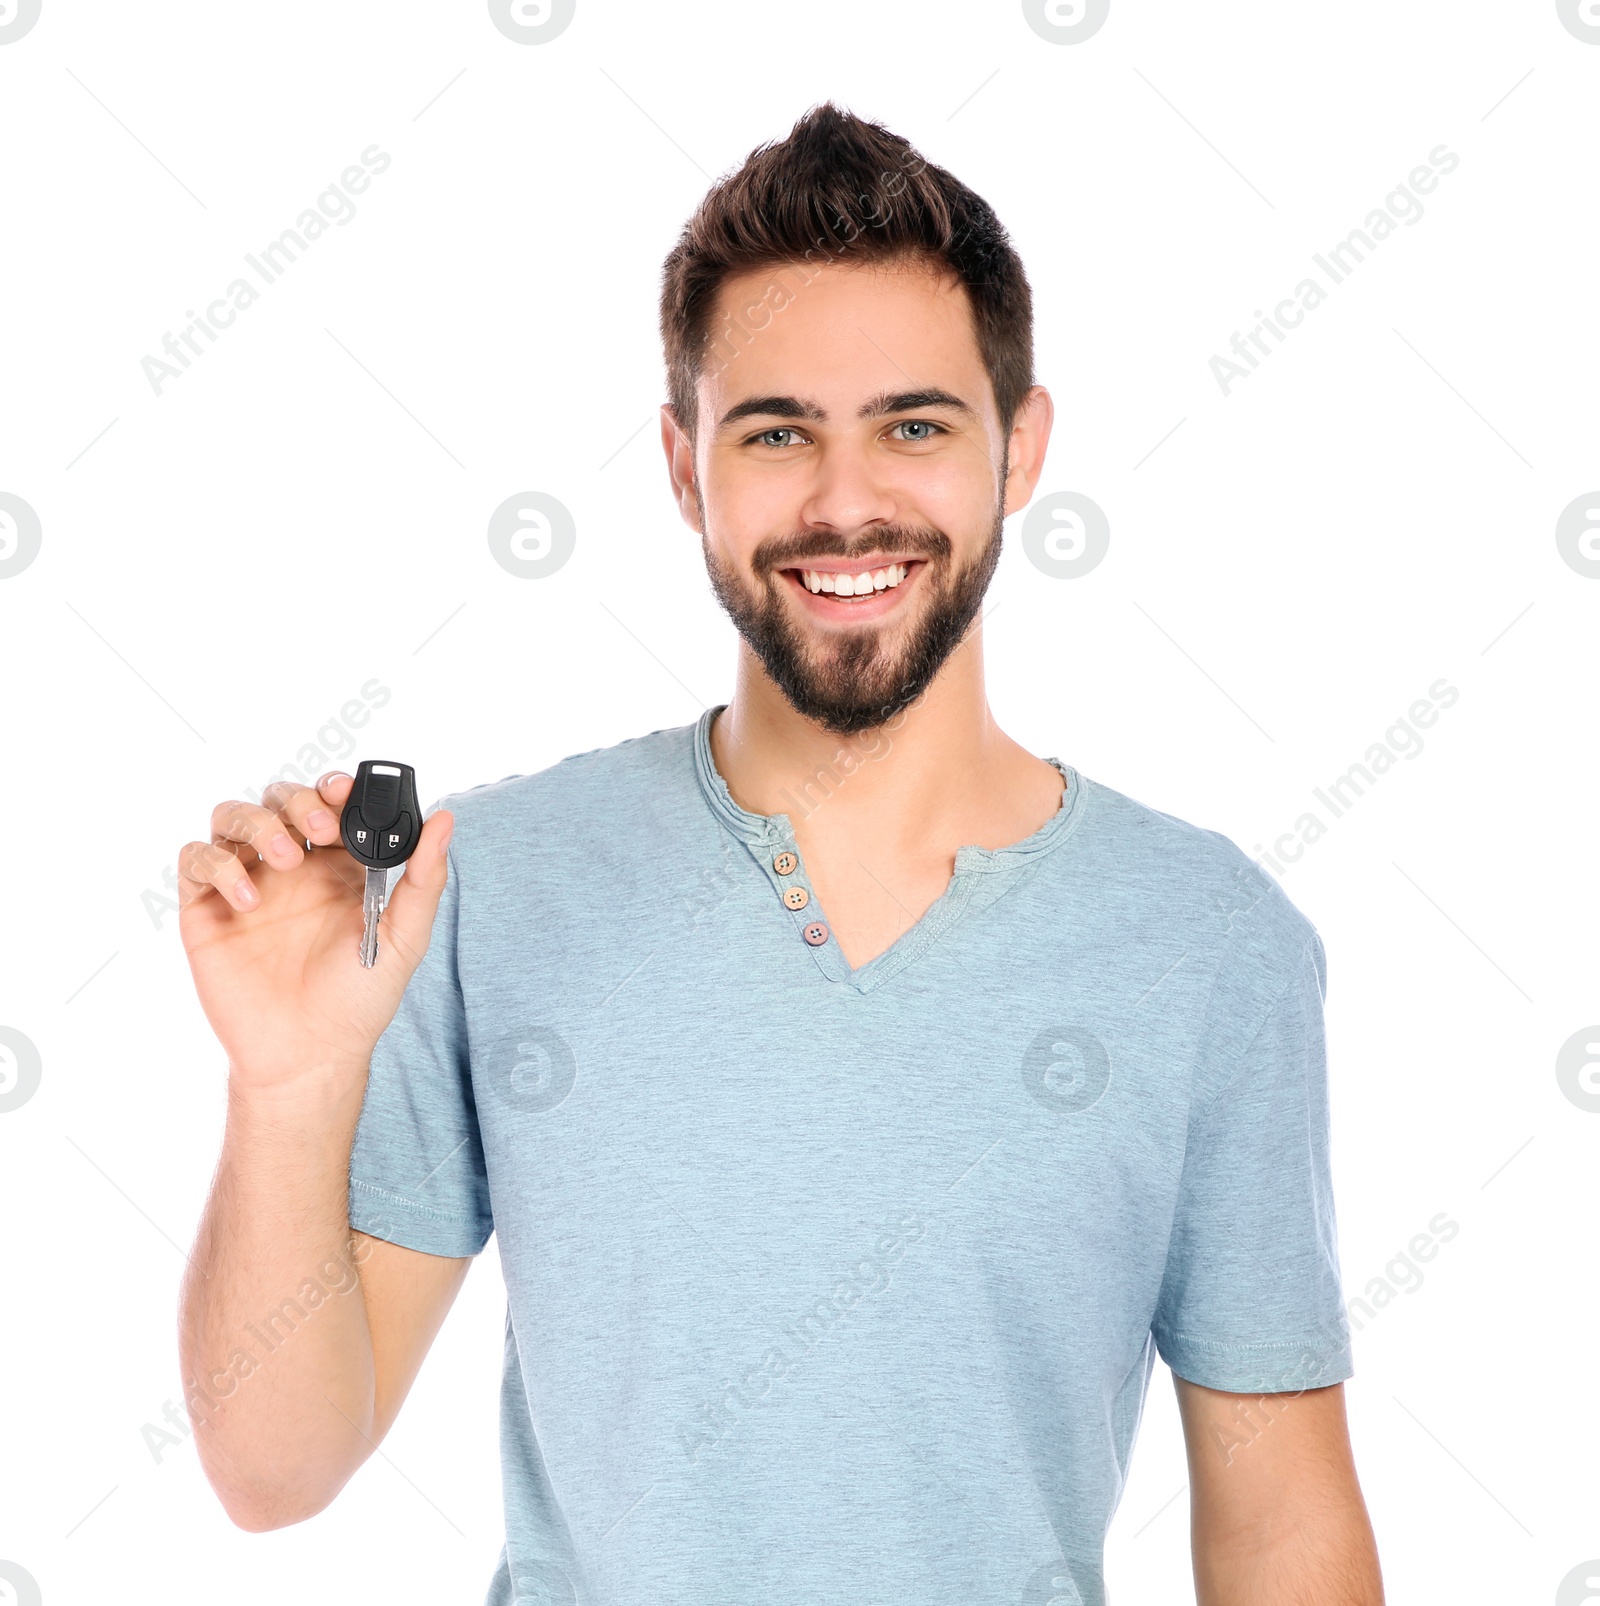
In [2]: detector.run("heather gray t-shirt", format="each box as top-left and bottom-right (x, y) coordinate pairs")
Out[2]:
(348, 707), (1352, 1606)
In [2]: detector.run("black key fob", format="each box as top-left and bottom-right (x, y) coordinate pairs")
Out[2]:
(341, 761), (423, 868)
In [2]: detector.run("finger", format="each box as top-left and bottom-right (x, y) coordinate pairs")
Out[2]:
(261, 781), (342, 848)
(210, 799), (304, 870)
(177, 839), (260, 912)
(381, 811), (455, 969)
(315, 771), (354, 810)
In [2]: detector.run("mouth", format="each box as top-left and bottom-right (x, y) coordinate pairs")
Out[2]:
(775, 557), (926, 620)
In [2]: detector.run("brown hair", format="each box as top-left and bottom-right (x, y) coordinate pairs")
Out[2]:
(659, 101), (1034, 443)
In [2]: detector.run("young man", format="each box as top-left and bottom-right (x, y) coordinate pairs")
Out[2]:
(177, 104), (1383, 1605)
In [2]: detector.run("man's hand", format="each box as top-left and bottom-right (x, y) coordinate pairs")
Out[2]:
(177, 772), (453, 1090)
(1175, 1376), (1383, 1605)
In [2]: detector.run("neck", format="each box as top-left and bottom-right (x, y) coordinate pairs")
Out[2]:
(709, 617), (1053, 852)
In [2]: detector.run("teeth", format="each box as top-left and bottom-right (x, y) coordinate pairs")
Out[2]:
(799, 563), (910, 596)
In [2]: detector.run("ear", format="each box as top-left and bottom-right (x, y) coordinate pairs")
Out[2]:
(1001, 385), (1055, 520)
(660, 403), (703, 533)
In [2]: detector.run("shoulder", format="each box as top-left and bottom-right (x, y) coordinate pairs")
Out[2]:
(1071, 770), (1324, 1039)
(431, 720), (703, 858)
(1073, 772), (1314, 943)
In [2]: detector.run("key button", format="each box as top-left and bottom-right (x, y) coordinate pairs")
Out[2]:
(377, 813), (413, 861)
(344, 808), (376, 857)
(773, 851), (797, 876)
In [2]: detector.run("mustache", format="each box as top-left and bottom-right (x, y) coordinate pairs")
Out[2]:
(750, 526), (952, 575)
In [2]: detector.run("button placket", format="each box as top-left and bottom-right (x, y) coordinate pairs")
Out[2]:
(691, 711), (848, 981)
(758, 832), (836, 957)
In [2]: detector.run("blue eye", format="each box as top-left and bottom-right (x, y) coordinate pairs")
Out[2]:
(892, 420), (943, 441)
(756, 428), (798, 448)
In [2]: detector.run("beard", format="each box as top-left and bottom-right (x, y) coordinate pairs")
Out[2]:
(700, 480), (1006, 738)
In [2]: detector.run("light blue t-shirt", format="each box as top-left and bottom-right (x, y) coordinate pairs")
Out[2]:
(348, 707), (1352, 1606)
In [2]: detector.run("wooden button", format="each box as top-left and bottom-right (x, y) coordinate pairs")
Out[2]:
(783, 886), (810, 911)
(803, 921), (829, 946)
(773, 851), (797, 876)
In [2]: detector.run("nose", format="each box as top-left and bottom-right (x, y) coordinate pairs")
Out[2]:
(796, 438), (899, 540)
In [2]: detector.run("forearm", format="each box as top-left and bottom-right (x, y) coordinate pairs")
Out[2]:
(178, 1066), (377, 1530)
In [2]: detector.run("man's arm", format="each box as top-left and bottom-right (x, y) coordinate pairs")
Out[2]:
(174, 773), (467, 1530)
(179, 1078), (472, 1531)
(1175, 1376), (1384, 1605)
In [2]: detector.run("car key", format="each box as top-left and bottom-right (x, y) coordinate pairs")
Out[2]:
(339, 760), (423, 967)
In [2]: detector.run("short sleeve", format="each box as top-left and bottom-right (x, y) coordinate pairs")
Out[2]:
(1150, 931), (1353, 1393)
(347, 833), (494, 1257)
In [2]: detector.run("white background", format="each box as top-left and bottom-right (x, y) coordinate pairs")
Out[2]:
(1, 1), (1596, 1602)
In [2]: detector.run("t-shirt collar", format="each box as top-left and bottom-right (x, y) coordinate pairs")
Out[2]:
(691, 702), (1086, 867)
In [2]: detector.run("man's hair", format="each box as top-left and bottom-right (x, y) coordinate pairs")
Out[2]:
(659, 101), (1034, 444)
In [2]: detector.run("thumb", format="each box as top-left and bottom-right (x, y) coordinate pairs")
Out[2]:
(382, 809), (454, 973)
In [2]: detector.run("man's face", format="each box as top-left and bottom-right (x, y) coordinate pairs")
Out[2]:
(667, 255), (1039, 736)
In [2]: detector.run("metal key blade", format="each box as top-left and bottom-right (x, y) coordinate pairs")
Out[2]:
(360, 866), (386, 968)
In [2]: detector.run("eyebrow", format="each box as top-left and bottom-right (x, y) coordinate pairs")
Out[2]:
(716, 387), (976, 432)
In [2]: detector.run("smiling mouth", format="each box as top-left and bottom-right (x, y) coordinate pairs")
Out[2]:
(778, 560), (922, 599)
